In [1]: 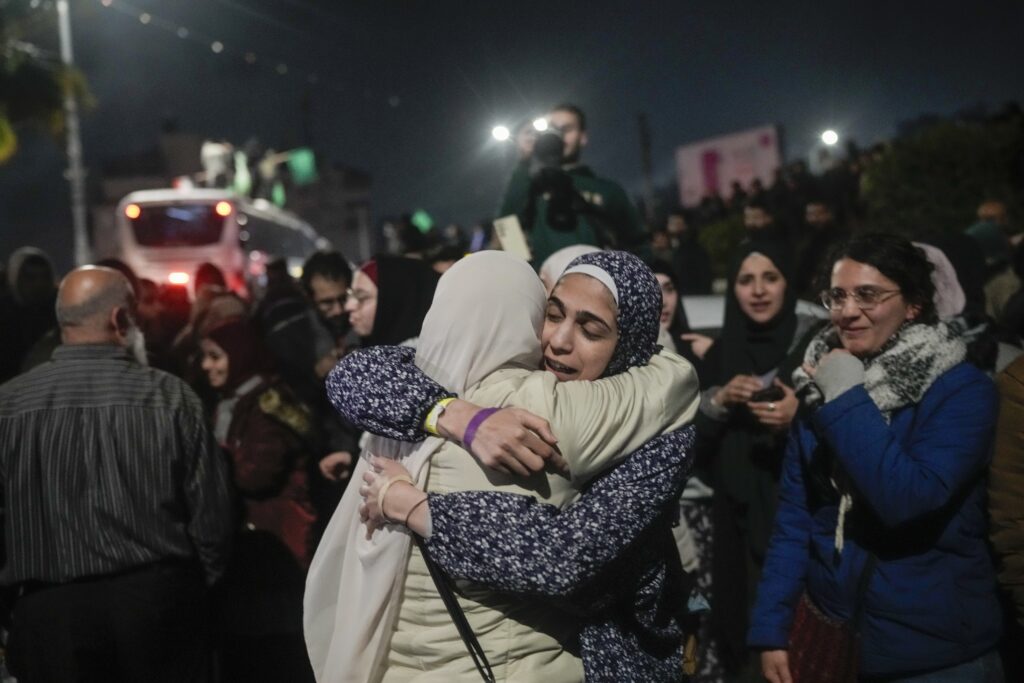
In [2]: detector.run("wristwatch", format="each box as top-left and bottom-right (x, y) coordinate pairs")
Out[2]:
(423, 397), (456, 436)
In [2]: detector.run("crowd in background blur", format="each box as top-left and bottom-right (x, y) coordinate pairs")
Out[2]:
(1, 101), (1024, 683)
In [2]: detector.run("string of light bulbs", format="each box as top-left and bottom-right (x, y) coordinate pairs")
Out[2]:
(91, 0), (344, 93)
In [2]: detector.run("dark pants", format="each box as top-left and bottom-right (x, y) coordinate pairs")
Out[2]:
(7, 562), (211, 683)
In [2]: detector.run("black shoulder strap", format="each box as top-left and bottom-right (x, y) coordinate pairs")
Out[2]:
(413, 536), (496, 683)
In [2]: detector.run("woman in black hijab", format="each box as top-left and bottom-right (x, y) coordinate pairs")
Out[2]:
(346, 255), (440, 347)
(695, 239), (824, 676)
(645, 258), (704, 372)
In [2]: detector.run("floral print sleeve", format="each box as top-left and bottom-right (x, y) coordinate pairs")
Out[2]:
(422, 425), (697, 602)
(325, 345), (454, 442)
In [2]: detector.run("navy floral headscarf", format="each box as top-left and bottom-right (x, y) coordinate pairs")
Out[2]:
(561, 250), (663, 377)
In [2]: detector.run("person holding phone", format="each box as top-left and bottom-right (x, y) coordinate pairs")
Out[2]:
(693, 238), (824, 676)
(751, 233), (1003, 682)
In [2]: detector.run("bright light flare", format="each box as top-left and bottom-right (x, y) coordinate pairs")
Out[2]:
(214, 201), (233, 217)
(124, 204), (142, 219)
(168, 272), (190, 285)
(532, 118), (548, 132)
(821, 129), (839, 146)
(491, 125), (510, 142)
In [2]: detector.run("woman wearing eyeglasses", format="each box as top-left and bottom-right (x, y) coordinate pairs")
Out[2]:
(317, 257), (440, 485)
(750, 233), (1004, 682)
(344, 255), (440, 348)
(692, 239), (825, 676)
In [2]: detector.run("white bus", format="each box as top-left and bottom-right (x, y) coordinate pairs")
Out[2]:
(112, 188), (329, 296)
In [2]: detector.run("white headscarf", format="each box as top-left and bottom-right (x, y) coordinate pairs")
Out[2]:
(538, 244), (600, 293)
(914, 241), (966, 320)
(304, 251), (546, 682)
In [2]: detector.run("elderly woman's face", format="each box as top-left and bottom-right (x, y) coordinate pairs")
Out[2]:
(829, 258), (919, 357)
(734, 253), (786, 324)
(542, 274), (618, 382)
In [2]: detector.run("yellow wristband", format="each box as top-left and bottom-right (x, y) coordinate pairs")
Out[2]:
(423, 397), (456, 436)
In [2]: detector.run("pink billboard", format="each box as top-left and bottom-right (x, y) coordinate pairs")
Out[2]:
(675, 124), (781, 207)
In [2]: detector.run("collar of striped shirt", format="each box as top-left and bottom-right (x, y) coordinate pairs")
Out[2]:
(52, 343), (132, 361)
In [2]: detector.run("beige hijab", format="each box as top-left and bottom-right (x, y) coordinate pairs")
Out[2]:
(538, 244), (600, 293)
(303, 251), (546, 682)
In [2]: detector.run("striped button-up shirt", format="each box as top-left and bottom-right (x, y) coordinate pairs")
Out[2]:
(0, 344), (234, 585)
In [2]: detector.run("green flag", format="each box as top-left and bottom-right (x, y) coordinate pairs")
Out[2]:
(411, 209), (434, 233)
(272, 180), (286, 207)
(287, 148), (318, 186)
(232, 150), (252, 196)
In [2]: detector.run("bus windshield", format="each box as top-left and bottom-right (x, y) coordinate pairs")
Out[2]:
(131, 204), (226, 247)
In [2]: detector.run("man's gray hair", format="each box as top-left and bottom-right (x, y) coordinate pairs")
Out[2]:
(56, 276), (134, 327)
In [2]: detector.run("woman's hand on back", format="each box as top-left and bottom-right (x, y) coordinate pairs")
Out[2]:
(469, 408), (568, 477)
(358, 456), (425, 538)
(713, 374), (764, 407)
(438, 399), (566, 477)
(748, 379), (799, 433)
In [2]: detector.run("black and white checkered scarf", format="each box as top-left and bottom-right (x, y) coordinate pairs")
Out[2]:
(792, 320), (966, 553)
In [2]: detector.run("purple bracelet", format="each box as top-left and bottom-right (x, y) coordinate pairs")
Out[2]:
(463, 408), (500, 453)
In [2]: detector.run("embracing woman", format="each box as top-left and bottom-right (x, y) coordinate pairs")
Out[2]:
(304, 251), (700, 682)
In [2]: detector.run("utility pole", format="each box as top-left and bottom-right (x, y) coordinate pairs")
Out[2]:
(57, 0), (90, 265)
(637, 112), (656, 226)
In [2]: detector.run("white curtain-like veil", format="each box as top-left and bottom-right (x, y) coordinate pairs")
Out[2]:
(304, 251), (546, 682)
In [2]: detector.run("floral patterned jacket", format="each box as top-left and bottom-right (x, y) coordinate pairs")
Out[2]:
(327, 345), (698, 681)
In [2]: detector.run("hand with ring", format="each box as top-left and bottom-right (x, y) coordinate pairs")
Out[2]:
(747, 379), (799, 433)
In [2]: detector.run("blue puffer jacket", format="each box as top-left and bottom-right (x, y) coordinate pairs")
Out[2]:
(747, 362), (1002, 677)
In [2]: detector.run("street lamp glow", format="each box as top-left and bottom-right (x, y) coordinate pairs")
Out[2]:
(532, 118), (548, 132)
(821, 129), (839, 146)
(491, 125), (511, 142)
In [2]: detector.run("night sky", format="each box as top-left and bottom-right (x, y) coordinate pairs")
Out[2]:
(2, 0), (1023, 271)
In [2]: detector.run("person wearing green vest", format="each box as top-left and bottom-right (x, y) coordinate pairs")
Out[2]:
(497, 104), (647, 268)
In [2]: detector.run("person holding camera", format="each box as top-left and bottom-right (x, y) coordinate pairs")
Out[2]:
(497, 104), (646, 267)
(693, 239), (824, 676)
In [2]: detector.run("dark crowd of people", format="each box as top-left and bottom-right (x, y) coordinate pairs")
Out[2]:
(0, 100), (1023, 683)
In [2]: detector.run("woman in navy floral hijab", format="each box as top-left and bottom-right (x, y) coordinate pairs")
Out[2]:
(322, 251), (700, 681)
(565, 250), (663, 377)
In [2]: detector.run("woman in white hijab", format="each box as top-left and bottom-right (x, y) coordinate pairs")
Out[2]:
(305, 251), (698, 682)
(538, 244), (600, 294)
